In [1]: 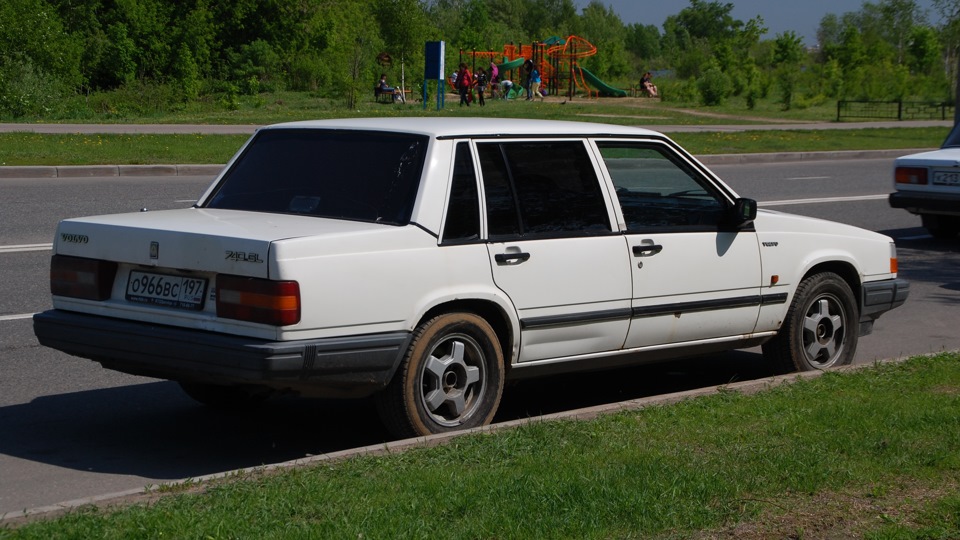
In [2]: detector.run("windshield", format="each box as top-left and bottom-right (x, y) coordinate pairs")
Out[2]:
(204, 129), (428, 225)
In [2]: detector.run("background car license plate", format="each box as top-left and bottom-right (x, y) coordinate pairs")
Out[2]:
(126, 271), (207, 310)
(933, 171), (960, 185)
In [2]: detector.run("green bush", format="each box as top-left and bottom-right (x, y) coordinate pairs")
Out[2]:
(659, 78), (698, 103)
(86, 80), (183, 118)
(697, 66), (731, 106)
(0, 57), (70, 118)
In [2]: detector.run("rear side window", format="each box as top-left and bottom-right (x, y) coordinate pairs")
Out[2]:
(204, 129), (428, 225)
(476, 141), (610, 239)
(442, 142), (481, 243)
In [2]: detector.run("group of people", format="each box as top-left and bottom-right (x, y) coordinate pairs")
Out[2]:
(451, 62), (498, 106)
(451, 63), (486, 106)
(451, 58), (545, 106)
(386, 63), (658, 105)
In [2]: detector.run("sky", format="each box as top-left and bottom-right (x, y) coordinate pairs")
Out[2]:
(571, 0), (942, 46)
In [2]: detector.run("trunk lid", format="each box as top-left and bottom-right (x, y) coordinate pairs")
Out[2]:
(53, 208), (390, 278)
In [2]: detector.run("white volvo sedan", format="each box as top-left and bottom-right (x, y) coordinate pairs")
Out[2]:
(34, 118), (908, 437)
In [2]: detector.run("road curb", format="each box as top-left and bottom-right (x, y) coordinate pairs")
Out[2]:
(0, 164), (224, 179)
(0, 355), (924, 526)
(693, 148), (921, 165)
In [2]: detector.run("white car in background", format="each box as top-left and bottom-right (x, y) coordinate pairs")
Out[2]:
(891, 122), (960, 238)
(34, 118), (908, 437)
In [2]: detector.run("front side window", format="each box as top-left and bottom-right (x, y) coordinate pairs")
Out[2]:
(205, 129), (428, 225)
(477, 141), (610, 239)
(597, 143), (727, 231)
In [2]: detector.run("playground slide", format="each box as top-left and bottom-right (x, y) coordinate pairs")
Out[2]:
(576, 66), (627, 97)
(497, 57), (525, 72)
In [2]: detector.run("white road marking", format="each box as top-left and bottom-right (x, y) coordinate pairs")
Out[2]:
(0, 243), (53, 254)
(786, 176), (832, 180)
(760, 194), (888, 206)
(0, 313), (36, 322)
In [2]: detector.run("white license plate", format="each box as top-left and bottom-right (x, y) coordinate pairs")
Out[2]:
(933, 171), (960, 186)
(125, 271), (208, 310)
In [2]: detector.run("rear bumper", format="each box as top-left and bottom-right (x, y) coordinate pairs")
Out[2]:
(889, 191), (960, 215)
(33, 310), (411, 398)
(859, 278), (910, 335)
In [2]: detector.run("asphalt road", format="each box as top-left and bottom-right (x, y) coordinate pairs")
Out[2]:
(2, 157), (958, 518)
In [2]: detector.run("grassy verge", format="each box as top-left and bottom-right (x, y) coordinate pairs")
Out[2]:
(0, 128), (948, 167)
(0, 133), (249, 166)
(4, 353), (959, 539)
(22, 89), (846, 126)
(1, 93), (950, 165)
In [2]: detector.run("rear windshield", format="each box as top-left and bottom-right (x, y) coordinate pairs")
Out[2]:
(203, 129), (429, 225)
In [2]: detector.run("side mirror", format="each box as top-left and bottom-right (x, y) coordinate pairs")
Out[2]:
(731, 198), (757, 226)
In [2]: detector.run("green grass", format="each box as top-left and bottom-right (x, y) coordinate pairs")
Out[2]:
(0, 128), (948, 167)
(0, 133), (249, 166)
(3, 354), (959, 539)
(41, 89), (842, 126)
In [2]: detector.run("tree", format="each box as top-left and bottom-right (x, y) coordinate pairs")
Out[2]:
(878, 0), (926, 65)
(666, 0), (739, 44)
(578, 1), (629, 79)
(0, 0), (83, 116)
(934, 0), (960, 121)
(773, 31), (804, 109)
(663, 0), (752, 78)
(523, 0), (578, 40)
(908, 25), (941, 74)
(836, 24), (868, 71)
(625, 23), (661, 60)
(459, 0), (493, 50)
(374, 0), (436, 87)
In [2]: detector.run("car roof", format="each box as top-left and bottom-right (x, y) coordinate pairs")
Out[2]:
(264, 117), (663, 139)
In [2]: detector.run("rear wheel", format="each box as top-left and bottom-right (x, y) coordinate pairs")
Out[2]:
(376, 313), (504, 438)
(921, 214), (960, 239)
(762, 272), (858, 374)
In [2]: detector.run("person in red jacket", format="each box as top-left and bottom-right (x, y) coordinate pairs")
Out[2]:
(456, 63), (473, 107)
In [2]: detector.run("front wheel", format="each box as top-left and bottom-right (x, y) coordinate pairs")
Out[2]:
(762, 272), (859, 374)
(376, 313), (504, 438)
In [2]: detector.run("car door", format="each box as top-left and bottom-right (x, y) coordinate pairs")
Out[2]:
(475, 140), (632, 363)
(593, 140), (763, 349)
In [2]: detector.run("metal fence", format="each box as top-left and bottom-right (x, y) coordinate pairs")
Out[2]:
(837, 100), (954, 121)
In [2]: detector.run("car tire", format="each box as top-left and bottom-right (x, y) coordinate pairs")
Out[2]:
(376, 313), (504, 438)
(178, 382), (270, 409)
(921, 214), (960, 239)
(762, 272), (859, 374)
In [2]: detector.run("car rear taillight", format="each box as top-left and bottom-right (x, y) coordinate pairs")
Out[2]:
(890, 242), (898, 274)
(50, 255), (117, 300)
(216, 275), (301, 326)
(895, 167), (928, 185)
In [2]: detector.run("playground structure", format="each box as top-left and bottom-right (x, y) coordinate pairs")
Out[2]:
(457, 35), (627, 99)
